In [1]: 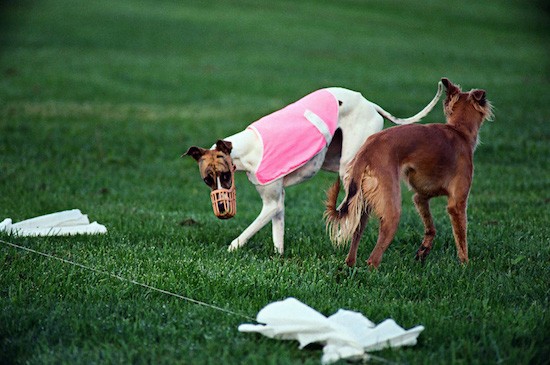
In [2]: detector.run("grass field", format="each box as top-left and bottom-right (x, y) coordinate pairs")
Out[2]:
(1, 0), (549, 364)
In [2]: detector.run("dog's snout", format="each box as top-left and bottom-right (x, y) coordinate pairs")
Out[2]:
(217, 201), (227, 213)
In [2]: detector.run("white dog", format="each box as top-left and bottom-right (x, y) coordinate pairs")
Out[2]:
(185, 84), (443, 254)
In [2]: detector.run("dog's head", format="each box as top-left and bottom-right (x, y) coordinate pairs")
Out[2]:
(441, 77), (494, 124)
(184, 140), (237, 219)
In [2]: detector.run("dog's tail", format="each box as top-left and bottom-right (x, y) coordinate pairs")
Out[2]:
(373, 80), (444, 125)
(324, 174), (367, 247)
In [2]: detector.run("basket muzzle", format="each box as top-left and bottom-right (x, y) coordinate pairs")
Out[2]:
(210, 175), (236, 219)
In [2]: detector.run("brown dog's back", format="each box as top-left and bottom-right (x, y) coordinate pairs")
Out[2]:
(353, 123), (472, 198)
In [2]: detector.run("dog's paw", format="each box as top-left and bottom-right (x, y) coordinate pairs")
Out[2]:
(415, 245), (432, 262)
(345, 257), (356, 267)
(228, 238), (243, 252)
(273, 245), (284, 255)
(366, 256), (381, 269)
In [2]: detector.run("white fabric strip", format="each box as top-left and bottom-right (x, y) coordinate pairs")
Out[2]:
(239, 297), (424, 364)
(8, 222), (107, 237)
(304, 109), (332, 145)
(0, 209), (107, 236)
(9, 209), (87, 228)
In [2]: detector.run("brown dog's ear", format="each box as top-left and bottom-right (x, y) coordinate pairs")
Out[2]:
(441, 78), (451, 88)
(441, 78), (461, 95)
(470, 89), (487, 105)
(215, 140), (233, 155)
(183, 146), (208, 161)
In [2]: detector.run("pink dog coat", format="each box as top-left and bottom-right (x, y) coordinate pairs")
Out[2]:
(247, 89), (339, 185)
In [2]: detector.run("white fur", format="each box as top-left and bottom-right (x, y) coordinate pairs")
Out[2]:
(220, 86), (442, 254)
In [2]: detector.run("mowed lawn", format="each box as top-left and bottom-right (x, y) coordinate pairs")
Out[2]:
(1, 0), (549, 364)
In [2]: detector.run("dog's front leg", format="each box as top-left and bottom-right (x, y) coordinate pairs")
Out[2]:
(271, 189), (285, 254)
(413, 193), (437, 262)
(228, 180), (285, 253)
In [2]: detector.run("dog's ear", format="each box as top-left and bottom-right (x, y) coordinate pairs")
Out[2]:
(470, 89), (487, 106)
(441, 78), (452, 89)
(183, 146), (207, 161)
(441, 78), (461, 95)
(215, 140), (233, 155)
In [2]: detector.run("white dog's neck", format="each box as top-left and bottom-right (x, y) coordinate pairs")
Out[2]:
(220, 129), (262, 173)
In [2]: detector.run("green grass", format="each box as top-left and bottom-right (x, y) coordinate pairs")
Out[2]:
(1, 0), (549, 364)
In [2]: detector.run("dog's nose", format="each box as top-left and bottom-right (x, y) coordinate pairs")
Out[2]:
(217, 202), (227, 214)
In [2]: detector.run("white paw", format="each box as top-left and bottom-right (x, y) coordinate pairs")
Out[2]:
(228, 239), (242, 252)
(274, 245), (284, 255)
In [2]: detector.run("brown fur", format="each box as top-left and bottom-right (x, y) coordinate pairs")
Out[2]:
(325, 78), (493, 268)
(184, 140), (235, 191)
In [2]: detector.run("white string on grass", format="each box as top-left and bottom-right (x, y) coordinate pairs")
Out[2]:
(0, 238), (255, 322)
(1, 238), (402, 365)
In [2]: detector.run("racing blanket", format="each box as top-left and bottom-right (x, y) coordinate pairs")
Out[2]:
(247, 89), (339, 185)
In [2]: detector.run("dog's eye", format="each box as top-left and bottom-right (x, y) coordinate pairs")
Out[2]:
(221, 172), (231, 182)
(203, 176), (214, 186)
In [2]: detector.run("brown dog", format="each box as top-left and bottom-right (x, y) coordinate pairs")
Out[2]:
(325, 78), (493, 268)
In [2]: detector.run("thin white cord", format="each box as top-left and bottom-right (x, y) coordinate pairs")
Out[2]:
(1, 239), (398, 364)
(0, 238), (256, 322)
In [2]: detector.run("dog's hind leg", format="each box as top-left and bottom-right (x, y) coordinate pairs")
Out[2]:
(345, 207), (370, 267)
(447, 193), (469, 264)
(413, 194), (436, 262)
(366, 178), (401, 268)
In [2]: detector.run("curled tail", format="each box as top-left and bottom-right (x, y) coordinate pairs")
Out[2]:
(373, 80), (444, 125)
(324, 177), (365, 247)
